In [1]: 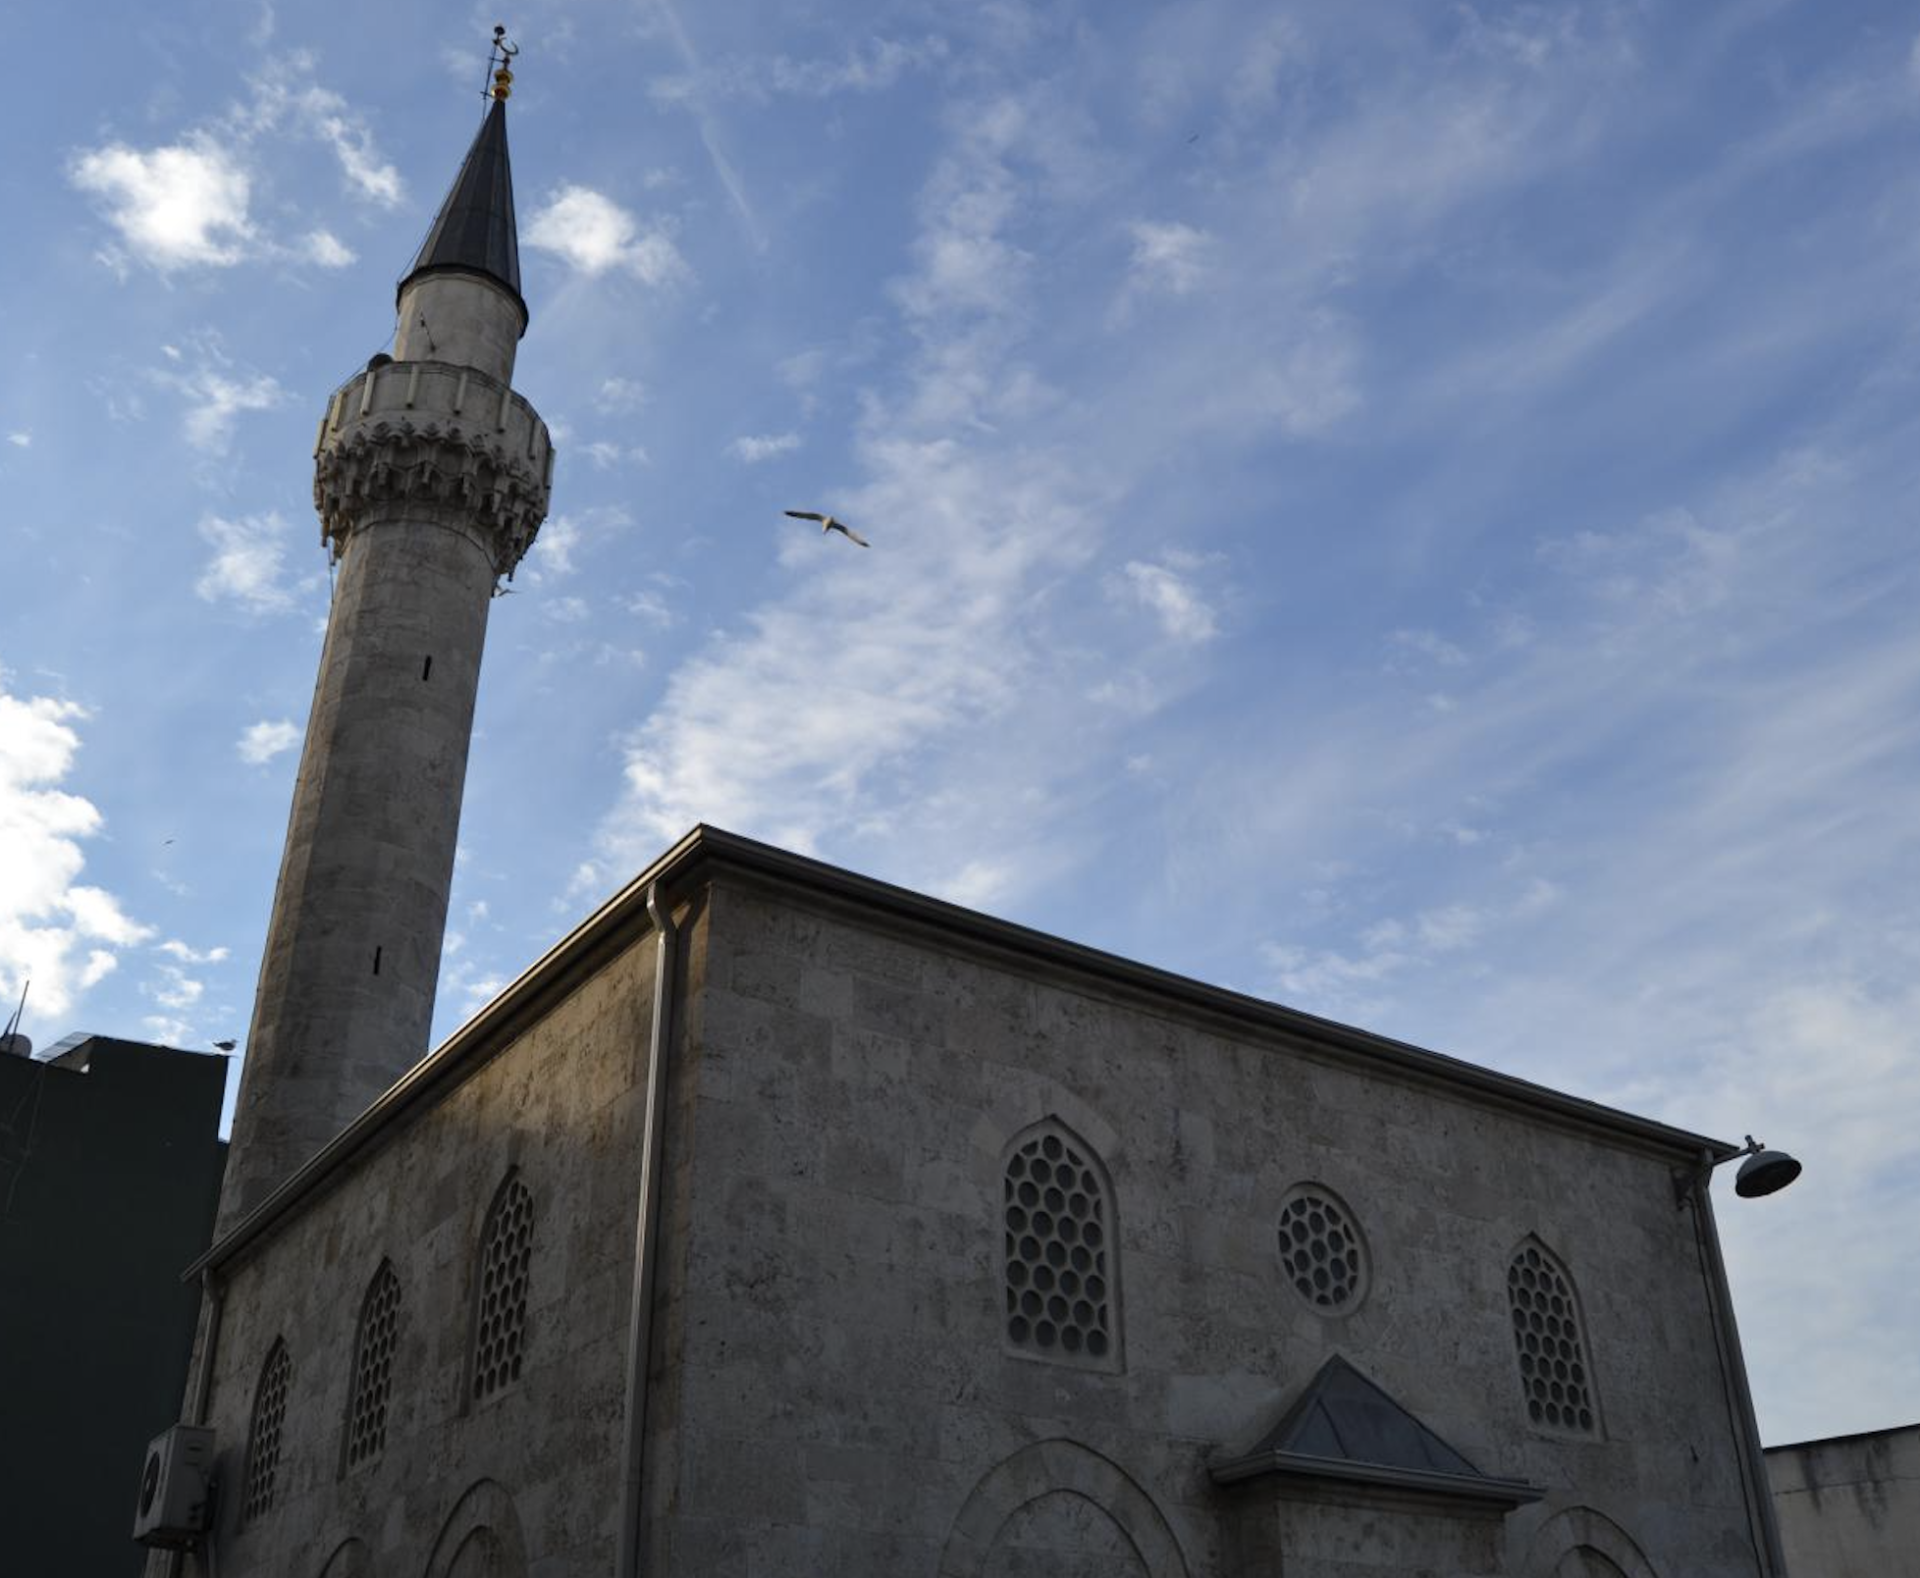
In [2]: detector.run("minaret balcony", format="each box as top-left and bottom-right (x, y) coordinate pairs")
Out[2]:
(313, 358), (553, 578)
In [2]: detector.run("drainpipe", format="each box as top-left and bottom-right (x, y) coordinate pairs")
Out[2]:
(165, 1268), (226, 1578)
(616, 883), (678, 1577)
(1686, 1152), (1788, 1577)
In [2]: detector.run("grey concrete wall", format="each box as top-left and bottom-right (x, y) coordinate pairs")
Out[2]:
(650, 876), (1769, 1578)
(1768, 1425), (1920, 1578)
(184, 925), (659, 1578)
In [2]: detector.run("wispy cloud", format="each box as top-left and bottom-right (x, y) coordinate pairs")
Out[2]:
(595, 377), (647, 413)
(525, 185), (687, 283)
(301, 229), (354, 267)
(237, 718), (300, 764)
(1115, 555), (1220, 644)
(1127, 220), (1213, 296)
(643, 0), (766, 251)
(67, 48), (399, 275)
(727, 432), (800, 464)
(196, 511), (299, 614)
(650, 34), (950, 104)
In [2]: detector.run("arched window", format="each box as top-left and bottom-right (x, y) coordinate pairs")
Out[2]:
(1001, 1120), (1120, 1368)
(1507, 1237), (1600, 1436)
(471, 1173), (534, 1402)
(344, 1260), (401, 1468)
(242, 1338), (291, 1523)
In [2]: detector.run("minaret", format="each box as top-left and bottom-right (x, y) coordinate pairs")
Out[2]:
(221, 44), (553, 1224)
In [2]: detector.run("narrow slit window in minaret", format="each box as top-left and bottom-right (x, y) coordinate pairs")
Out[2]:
(422, 655), (433, 681)
(373, 947), (383, 976)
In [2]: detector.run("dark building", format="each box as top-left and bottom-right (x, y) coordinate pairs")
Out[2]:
(0, 1034), (227, 1577)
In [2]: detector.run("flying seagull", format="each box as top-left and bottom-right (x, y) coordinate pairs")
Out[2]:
(785, 509), (870, 548)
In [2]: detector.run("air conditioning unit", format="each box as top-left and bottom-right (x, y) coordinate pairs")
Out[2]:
(132, 1424), (216, 1547)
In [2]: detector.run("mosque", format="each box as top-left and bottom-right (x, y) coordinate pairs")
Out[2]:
(136, 45), (1794, 1578)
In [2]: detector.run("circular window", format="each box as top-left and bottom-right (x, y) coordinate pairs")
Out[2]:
(1277, 1186), (1369, 1313)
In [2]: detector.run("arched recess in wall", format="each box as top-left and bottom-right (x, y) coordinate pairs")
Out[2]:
(938, 1439), (1189, 1578)
(421, 1478), (530, 1578)
(1522, 1505), (1662, 1578)
(315, 1536), (370, 1577)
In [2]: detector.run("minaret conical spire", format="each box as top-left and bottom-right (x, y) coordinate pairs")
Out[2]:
(398, 94), (526, 332)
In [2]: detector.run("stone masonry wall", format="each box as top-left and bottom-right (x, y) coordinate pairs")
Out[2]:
(184, 922), (662, 1578)
(652, 876), (1766, 1578)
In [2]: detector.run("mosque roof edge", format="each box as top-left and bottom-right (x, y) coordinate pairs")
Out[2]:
(191, 823), (1738, 1280)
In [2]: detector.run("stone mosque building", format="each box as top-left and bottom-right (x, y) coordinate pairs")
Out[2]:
(139, 50), (1794, 1578)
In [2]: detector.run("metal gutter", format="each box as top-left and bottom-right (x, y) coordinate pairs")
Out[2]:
(186, 824), (1737, 1282)
(1687, 1159), (1790, 1576)
(615, 884), (677, 1578)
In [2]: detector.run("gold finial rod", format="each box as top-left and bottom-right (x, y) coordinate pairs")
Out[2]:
(487, 24), (519, 101)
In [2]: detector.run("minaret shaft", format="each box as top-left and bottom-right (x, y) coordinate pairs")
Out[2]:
(218, 93), (550, 1226)
(225, 518), (494, 1219)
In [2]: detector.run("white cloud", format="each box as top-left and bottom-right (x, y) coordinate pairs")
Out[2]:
(302, 229), (354, 267)
(142, 1016), (193, 1046)
(7, 432), (29, 448)
(1128, 221), (1213, 295)
(1117, 558), (1219, 644)
(525, 186), (687, 283)
(728, 432), (801, 464)
(196, 512), (298, 615)
(235, 52), (404, 207)
(176, 368), (286, 454)
(237, 719), (300, 764)
(543, 596), (592, 625)
(157, 939), (231, 965)
(149, 965), (205, 1011)
(596, 377), (647, 413)
(70, 138), (256, 271)
(305, 96), (402, 206)
(626, 587), (680, 629)
(0, 685), (152, 1022)
(583, 441), (647, 470)
(69, 52), (400, 276)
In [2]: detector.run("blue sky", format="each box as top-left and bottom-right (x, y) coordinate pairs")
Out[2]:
(3, 0), (1917, 1446)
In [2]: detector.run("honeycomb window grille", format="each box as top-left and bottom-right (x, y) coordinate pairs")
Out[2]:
(1507, 1238), (1600, 1436)
(242, 1339), (291, 1523)
(1001, 1122), (1119, 1368)
(471, 1174), (534, 1402)
(344, 1261), (401, 1469)
(1277, 1185), (1370, 1313)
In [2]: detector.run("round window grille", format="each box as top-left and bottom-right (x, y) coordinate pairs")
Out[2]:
(473, 1177), (533, 1401)
(1277, 1187), (1369, 1312)
(1507, 1242), (1598, 1435)
(243, 1340), (291, 1523)
(345, 1262), (400, 1468)
(1003, 1128), (1115, 1365)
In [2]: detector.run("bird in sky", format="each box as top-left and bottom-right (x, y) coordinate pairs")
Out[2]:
(212, 1039), (238, 1051)
(785, 509), (870, 547)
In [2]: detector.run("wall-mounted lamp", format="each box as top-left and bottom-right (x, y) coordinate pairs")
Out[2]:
(1675, 1135), (1803, 1206)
